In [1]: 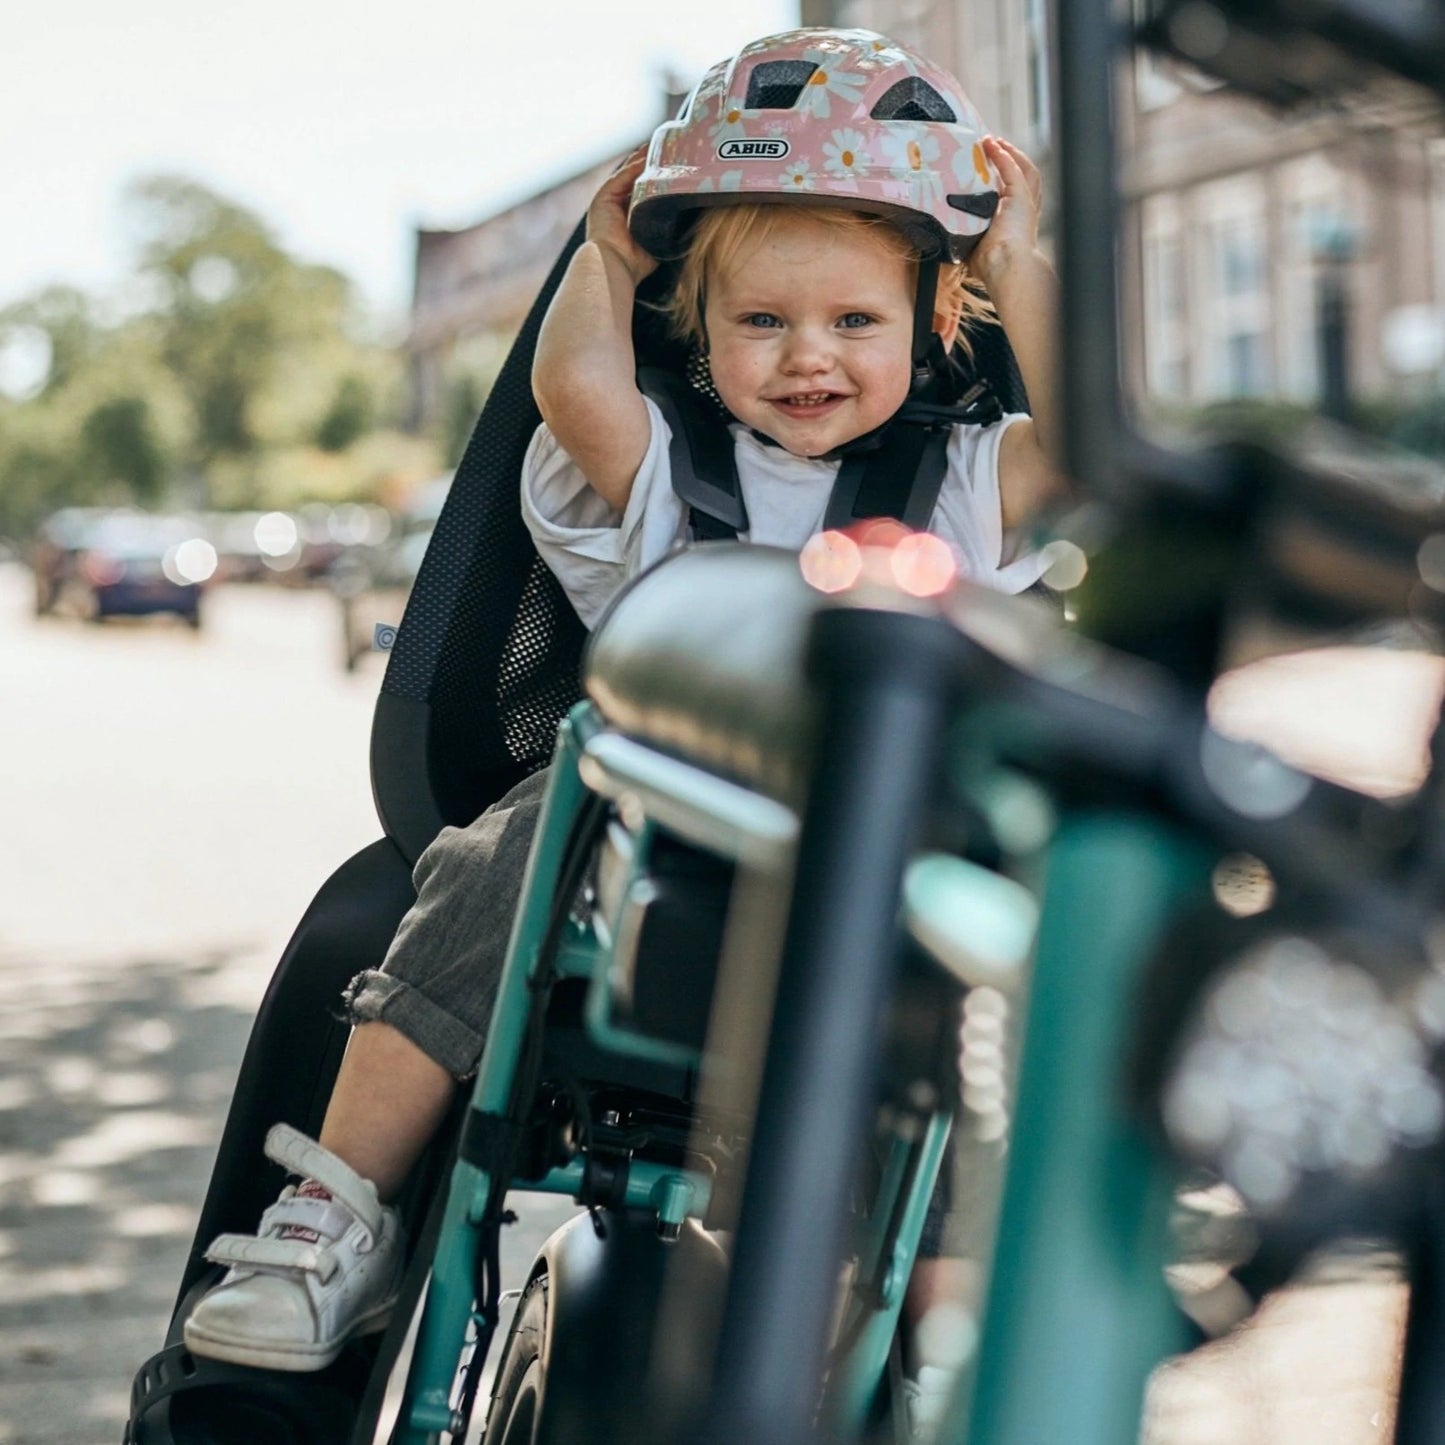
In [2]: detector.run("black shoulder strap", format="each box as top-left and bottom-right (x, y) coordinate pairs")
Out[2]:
(638, 367), (747, 541)
(824, 423), (952, 532)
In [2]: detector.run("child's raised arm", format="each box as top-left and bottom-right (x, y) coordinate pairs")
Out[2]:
(970, 137), (1068, 531)
(532, 151), (657, 512)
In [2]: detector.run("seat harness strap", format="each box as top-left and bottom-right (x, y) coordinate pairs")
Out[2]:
(822, 424), (949, 533)
(639, 367), (748, 541)
(639, 366), (1000, 543)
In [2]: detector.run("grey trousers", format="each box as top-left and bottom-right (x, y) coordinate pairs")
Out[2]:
(342, 762), (961, 1258)
(343, 768), (550, 1078)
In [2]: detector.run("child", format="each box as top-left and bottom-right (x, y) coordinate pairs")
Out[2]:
(183, 26), (1063, 1376)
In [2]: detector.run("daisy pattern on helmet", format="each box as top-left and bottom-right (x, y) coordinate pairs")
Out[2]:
(696, 170), (744, 194)
(864, 33), (920, 76)
(710, 98), (749, 144)
(953, 141), (994, 189)
(880, 124), (944, 206)
(798, 48), (867, 118)
(822, 128), (870, 179)
(778, 160), (817, 191)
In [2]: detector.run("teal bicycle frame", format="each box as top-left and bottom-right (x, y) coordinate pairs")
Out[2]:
(389, 698), (985, 1443)
(949, 809), (1210, 1443)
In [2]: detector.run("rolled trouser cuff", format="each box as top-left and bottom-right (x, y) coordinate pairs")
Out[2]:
(342, 970), (485, 1080)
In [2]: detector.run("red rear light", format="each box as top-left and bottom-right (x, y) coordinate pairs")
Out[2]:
(81, 550), (125, 586)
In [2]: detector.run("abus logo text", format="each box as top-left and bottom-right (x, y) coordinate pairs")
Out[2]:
(717, 138), (790, 160)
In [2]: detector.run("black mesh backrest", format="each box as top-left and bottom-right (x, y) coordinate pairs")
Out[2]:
(368, 215), (1028, 864)
(959, 314), (1030, 414)
(372, 221), (589, 861)
(370, 222), (689, 863)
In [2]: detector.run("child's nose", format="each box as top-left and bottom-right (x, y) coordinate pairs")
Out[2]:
(780, 327), (833, 376)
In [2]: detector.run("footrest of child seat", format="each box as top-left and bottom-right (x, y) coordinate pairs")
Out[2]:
(125, 1339), (371, 1445)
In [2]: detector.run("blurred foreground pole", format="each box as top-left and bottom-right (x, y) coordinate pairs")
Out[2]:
(696, 607), (964, 1445)
(1055, 0), (1125, 503)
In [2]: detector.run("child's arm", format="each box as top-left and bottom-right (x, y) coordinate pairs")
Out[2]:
(970, 137), (1067, 531)
(532, 151), (656, 512)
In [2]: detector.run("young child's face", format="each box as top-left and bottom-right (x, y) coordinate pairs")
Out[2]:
(702, 213), (918, 458)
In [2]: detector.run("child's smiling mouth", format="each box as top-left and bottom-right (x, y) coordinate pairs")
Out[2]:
(768, 390), (851, 418)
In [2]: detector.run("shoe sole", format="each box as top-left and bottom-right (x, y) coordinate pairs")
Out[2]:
(182, 1295), (399, 1374)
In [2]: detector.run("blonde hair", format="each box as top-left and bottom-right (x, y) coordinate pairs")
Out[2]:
(664, 204), (994, 356)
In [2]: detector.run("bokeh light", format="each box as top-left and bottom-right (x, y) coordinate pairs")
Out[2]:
(163, 538), (218, 585)
(890, 532), (957, 597)
(799, 530), (863, 593)
(253, 511), (299, 559)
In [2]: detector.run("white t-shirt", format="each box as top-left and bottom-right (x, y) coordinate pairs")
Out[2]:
(521, 395), (1047, 628)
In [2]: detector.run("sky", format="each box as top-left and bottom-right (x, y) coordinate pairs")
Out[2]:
(2, 0), (798, 324)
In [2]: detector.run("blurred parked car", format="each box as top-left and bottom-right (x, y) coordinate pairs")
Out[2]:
(326, 476), (450, 670)
(31, 508), (217, 627)
(208, 503), (393, 586)
(31, 508), (104, 614)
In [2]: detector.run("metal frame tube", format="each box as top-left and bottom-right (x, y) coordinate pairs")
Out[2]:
(394, 705), (597, 1441)
(956, 815), (1207, 1445)
(698, 607), (967, 1445)
(1053, 0), (1127, 503)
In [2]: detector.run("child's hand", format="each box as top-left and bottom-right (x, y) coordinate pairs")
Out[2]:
(587, 146), (659, 286)
(970, 136), (1044, 287)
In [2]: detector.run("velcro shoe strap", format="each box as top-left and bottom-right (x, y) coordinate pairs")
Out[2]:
(261, 1123), (384, 1236)
(205, 1232), (340, 1283)
(261, 1197), (356, 1243)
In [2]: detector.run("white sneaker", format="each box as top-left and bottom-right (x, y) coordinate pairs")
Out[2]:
(183, 1123), (404, 1372)
(902, 1364), (956, 1439)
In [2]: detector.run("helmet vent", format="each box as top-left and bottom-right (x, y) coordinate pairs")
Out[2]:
(745, 60), (820, 109)
(870, 78), (957, 123)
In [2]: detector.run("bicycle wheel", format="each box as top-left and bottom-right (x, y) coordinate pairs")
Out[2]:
(480, 1275), (547, 1445)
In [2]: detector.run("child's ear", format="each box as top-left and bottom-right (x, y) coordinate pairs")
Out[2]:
(932, 295), (965, 353)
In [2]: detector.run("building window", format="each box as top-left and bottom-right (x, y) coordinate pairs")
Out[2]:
(1225, 331), (1270, 395)
(1219, 219), (1265, 299)
(1200, 193), (1272, 398)
(1143, 222), (1189, 398)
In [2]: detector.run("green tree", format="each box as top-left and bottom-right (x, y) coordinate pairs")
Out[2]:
(79, 395), (167, 503)
(0, 285), (97, 396)
(0, 175), (435, 537)
(316, 374), (374, 452)
(124, 175), (353, 468)
(442, 372), (486, 465)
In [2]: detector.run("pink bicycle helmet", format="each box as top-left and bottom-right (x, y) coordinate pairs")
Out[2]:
(629, 28), (999, 264)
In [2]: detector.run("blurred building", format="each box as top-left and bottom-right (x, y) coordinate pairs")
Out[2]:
(408, 90), (688, 432)
(408, 159), (617, 430)
(1120, 63), (1443, 410)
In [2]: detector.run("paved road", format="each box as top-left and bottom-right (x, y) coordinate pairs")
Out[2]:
(0, 562), (1425, 1442)
(0, 567), (573, 1444)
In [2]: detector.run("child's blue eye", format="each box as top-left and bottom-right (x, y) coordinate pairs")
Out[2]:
(744, 313), (782, 329)
(839, 313), (875, 329)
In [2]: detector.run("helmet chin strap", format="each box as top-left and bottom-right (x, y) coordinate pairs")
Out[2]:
(911, 257), (941, 393)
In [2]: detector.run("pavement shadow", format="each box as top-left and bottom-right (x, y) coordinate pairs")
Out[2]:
(0, 941), (268, 1445)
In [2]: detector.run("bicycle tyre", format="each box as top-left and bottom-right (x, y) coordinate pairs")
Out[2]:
(480, 1275), (547, 1445)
